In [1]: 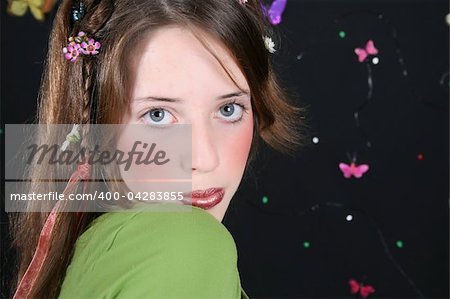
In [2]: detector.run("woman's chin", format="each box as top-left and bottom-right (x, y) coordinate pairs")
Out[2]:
(197, 195), (232, 222)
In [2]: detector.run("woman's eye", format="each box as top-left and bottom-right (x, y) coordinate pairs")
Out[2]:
(218, 103), (244, 122)
(142, 108), (175, 126)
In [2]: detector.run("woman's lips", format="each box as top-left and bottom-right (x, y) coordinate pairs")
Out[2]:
(181, 188), (225, 210)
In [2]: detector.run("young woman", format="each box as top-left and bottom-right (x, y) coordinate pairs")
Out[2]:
(9, 0), (306, 297)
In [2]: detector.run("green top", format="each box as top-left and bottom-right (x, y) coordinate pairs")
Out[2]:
(59, 203), (249, 299)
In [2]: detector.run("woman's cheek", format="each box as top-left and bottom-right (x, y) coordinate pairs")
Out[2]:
(224, 115), (254, 173)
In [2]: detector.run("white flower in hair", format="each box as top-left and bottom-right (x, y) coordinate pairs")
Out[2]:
(238, 0), (248, 4)
(61, 124), (81, 151)
(263, 36), (276, 53)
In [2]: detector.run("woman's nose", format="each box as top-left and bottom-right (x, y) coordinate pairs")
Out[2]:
(190, 122), (219, 173)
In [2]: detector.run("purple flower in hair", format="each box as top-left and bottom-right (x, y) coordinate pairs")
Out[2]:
(81, 38), (101, 55)
(74, 31), (86, 43)
(63, 42), (82, 62)
(62, 32), (101, 62)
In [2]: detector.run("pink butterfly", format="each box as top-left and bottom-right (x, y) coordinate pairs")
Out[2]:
(339, 162), (369, 178)
(354, 40), (379, 63)
(349, 279), (376, 299)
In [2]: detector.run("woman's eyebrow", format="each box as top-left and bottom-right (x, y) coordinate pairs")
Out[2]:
(134, 91), (250, 103)
(217, 91), (250, 100)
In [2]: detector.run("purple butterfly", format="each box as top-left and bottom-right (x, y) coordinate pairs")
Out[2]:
(261, 0), (287, 25)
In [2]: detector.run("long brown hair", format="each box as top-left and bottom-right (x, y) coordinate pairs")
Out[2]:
(9, 0), (308, 297)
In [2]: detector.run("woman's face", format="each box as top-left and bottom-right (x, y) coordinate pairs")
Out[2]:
(120, 25), (253, 222)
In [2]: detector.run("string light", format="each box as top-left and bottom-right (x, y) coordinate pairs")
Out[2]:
(243, 199), (425, 297)
(247, 10), (430, 298)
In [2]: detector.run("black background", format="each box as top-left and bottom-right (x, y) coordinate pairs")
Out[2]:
(1, 0), (449, 298)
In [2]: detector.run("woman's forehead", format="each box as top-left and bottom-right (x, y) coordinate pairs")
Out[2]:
(130, 25), (249, 100)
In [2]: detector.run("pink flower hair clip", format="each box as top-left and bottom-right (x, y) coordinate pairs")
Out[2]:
(238, 0), (248, 4)
(62, 31), (101, 63)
